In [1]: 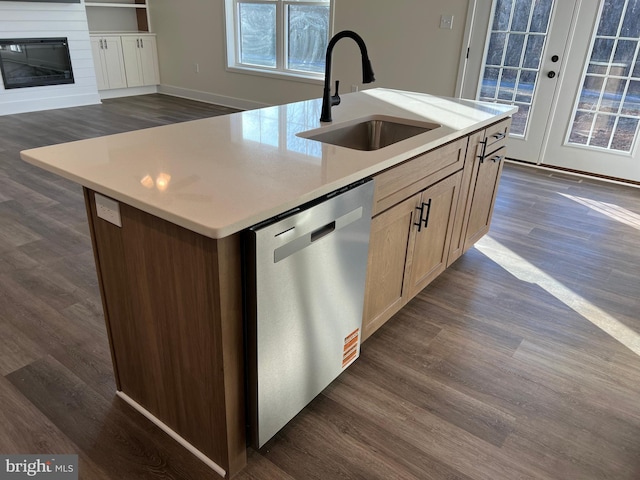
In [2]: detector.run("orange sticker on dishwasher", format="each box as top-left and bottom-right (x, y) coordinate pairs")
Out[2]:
(342, 328), (360, 368)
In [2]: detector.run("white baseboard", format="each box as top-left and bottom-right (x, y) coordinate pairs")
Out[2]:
(0, 93), (102, 116)
(99, 85), (159, 100)
(505, 159), (640, 190)
(116, 391), (226, 478)
(157, 84), (269, 111)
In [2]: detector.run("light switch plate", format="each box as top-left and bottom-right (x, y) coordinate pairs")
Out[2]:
(95, 193), (122, 227)
(440, 14), (454, 29)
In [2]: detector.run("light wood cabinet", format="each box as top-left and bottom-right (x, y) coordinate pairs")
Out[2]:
(463, 120), (510, 250)
(404, 172), (462, 299)
(464, 146), (505, 249)
(121, 35), (159, 87)
(362, 139), (467, 340)
(371, 137), (467, 216)
(90, 36), (128, 90)
(363, 119), (512, 340)
(362, 195), (417, 338)
(448, 118), (511, 265)
(447, 129), (485, 265)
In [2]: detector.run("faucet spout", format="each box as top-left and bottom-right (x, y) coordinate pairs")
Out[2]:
(320, 30), (375, 122)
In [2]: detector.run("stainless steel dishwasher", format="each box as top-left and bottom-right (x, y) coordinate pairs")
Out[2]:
(245, 179), (374, 448)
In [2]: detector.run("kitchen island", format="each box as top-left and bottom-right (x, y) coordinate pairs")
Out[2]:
(21, 89), (515, 478)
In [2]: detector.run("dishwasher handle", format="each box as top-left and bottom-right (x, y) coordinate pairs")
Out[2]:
(310, 221), (336, 242)
(273, 206), (363, 263)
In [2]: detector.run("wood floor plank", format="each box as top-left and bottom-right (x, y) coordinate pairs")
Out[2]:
(261, 393), (475, 480)
(0, 321), (43, 375)
(232, 449), (296, 480)
(355, 344), (517, 448)
(0, 376), (111, 479)
(6, 355), (216, 480)
(324, 366), (552, 480)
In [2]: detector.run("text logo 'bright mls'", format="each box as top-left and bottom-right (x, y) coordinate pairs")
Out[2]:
(0, 455), (77, 480)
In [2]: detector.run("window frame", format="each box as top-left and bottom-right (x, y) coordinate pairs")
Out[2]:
(224, 0), (334, 84)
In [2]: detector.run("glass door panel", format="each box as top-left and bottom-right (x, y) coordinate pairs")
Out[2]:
(566, 0), (640, 153)
(479, 0), (554, 136)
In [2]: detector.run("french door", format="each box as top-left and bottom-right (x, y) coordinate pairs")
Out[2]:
(465, 0), (640, 182)
(544, 0), (640, 181)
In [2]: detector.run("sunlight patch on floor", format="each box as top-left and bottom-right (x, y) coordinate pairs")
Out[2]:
(475, 235), (640, 356)
(559, 193), (640, 230)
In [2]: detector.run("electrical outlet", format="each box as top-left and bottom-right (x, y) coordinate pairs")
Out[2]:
(440, 14), (454, 29)
(194, 63), (200, 73)
(95, 193), (122, 227)
(351, 84), (359, 92)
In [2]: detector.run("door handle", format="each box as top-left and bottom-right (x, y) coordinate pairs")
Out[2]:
(548, 71), (557, 78)
(421, 199), (432, 229)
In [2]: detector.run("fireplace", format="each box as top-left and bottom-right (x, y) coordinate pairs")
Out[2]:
(0, 37), (74, 89)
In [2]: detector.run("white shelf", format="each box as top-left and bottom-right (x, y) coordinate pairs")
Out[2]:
(86, 2), (147, 8)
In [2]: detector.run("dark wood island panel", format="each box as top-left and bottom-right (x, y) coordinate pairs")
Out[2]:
(83, 188), (246, 477)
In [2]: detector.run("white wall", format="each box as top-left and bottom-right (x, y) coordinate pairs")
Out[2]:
(0, 1), (100, 116)
(149, 0), (470, 109)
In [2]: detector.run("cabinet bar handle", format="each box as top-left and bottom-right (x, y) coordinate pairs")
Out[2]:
(136, 38), (140, 48)
(422, 199), (432, 229)
(414, 203), (425, 232)
(140, 38), (144, 48)
(491, 155), (504, 163)
(478, 138), (488, 161)
(492, 132), (506, 140)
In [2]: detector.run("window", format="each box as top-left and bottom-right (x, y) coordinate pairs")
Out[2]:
(224, 0), (332, 81)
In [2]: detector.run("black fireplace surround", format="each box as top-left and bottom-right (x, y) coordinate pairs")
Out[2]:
(0, 38), (75, 89)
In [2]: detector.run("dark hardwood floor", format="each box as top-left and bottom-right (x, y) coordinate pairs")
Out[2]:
(1, 94), (640, 479)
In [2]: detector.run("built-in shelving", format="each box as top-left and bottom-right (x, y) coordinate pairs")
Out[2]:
(85, 0), (149, 33)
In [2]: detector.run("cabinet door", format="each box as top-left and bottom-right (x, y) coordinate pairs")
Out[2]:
(447, 130), (483, 266)
(138, 35), (160, 85)
(463, 148), (505, 250)
(90, 37), (108, 90)
(362, 194), (419, 340)
(102, 36), (128, 89)
(405, 171), (462, 299)
(121, 36), (144, 87)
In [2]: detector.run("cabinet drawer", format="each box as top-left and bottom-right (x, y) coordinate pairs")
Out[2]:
(484, 145), (507, 164)
(482, 119), (510, 157)
(372, 136), (467, 216)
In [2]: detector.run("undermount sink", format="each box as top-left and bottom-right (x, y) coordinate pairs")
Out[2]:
(299, 116), (441, 151)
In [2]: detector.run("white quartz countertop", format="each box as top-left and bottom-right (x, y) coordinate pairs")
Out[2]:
(21, 89), (516, 239)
